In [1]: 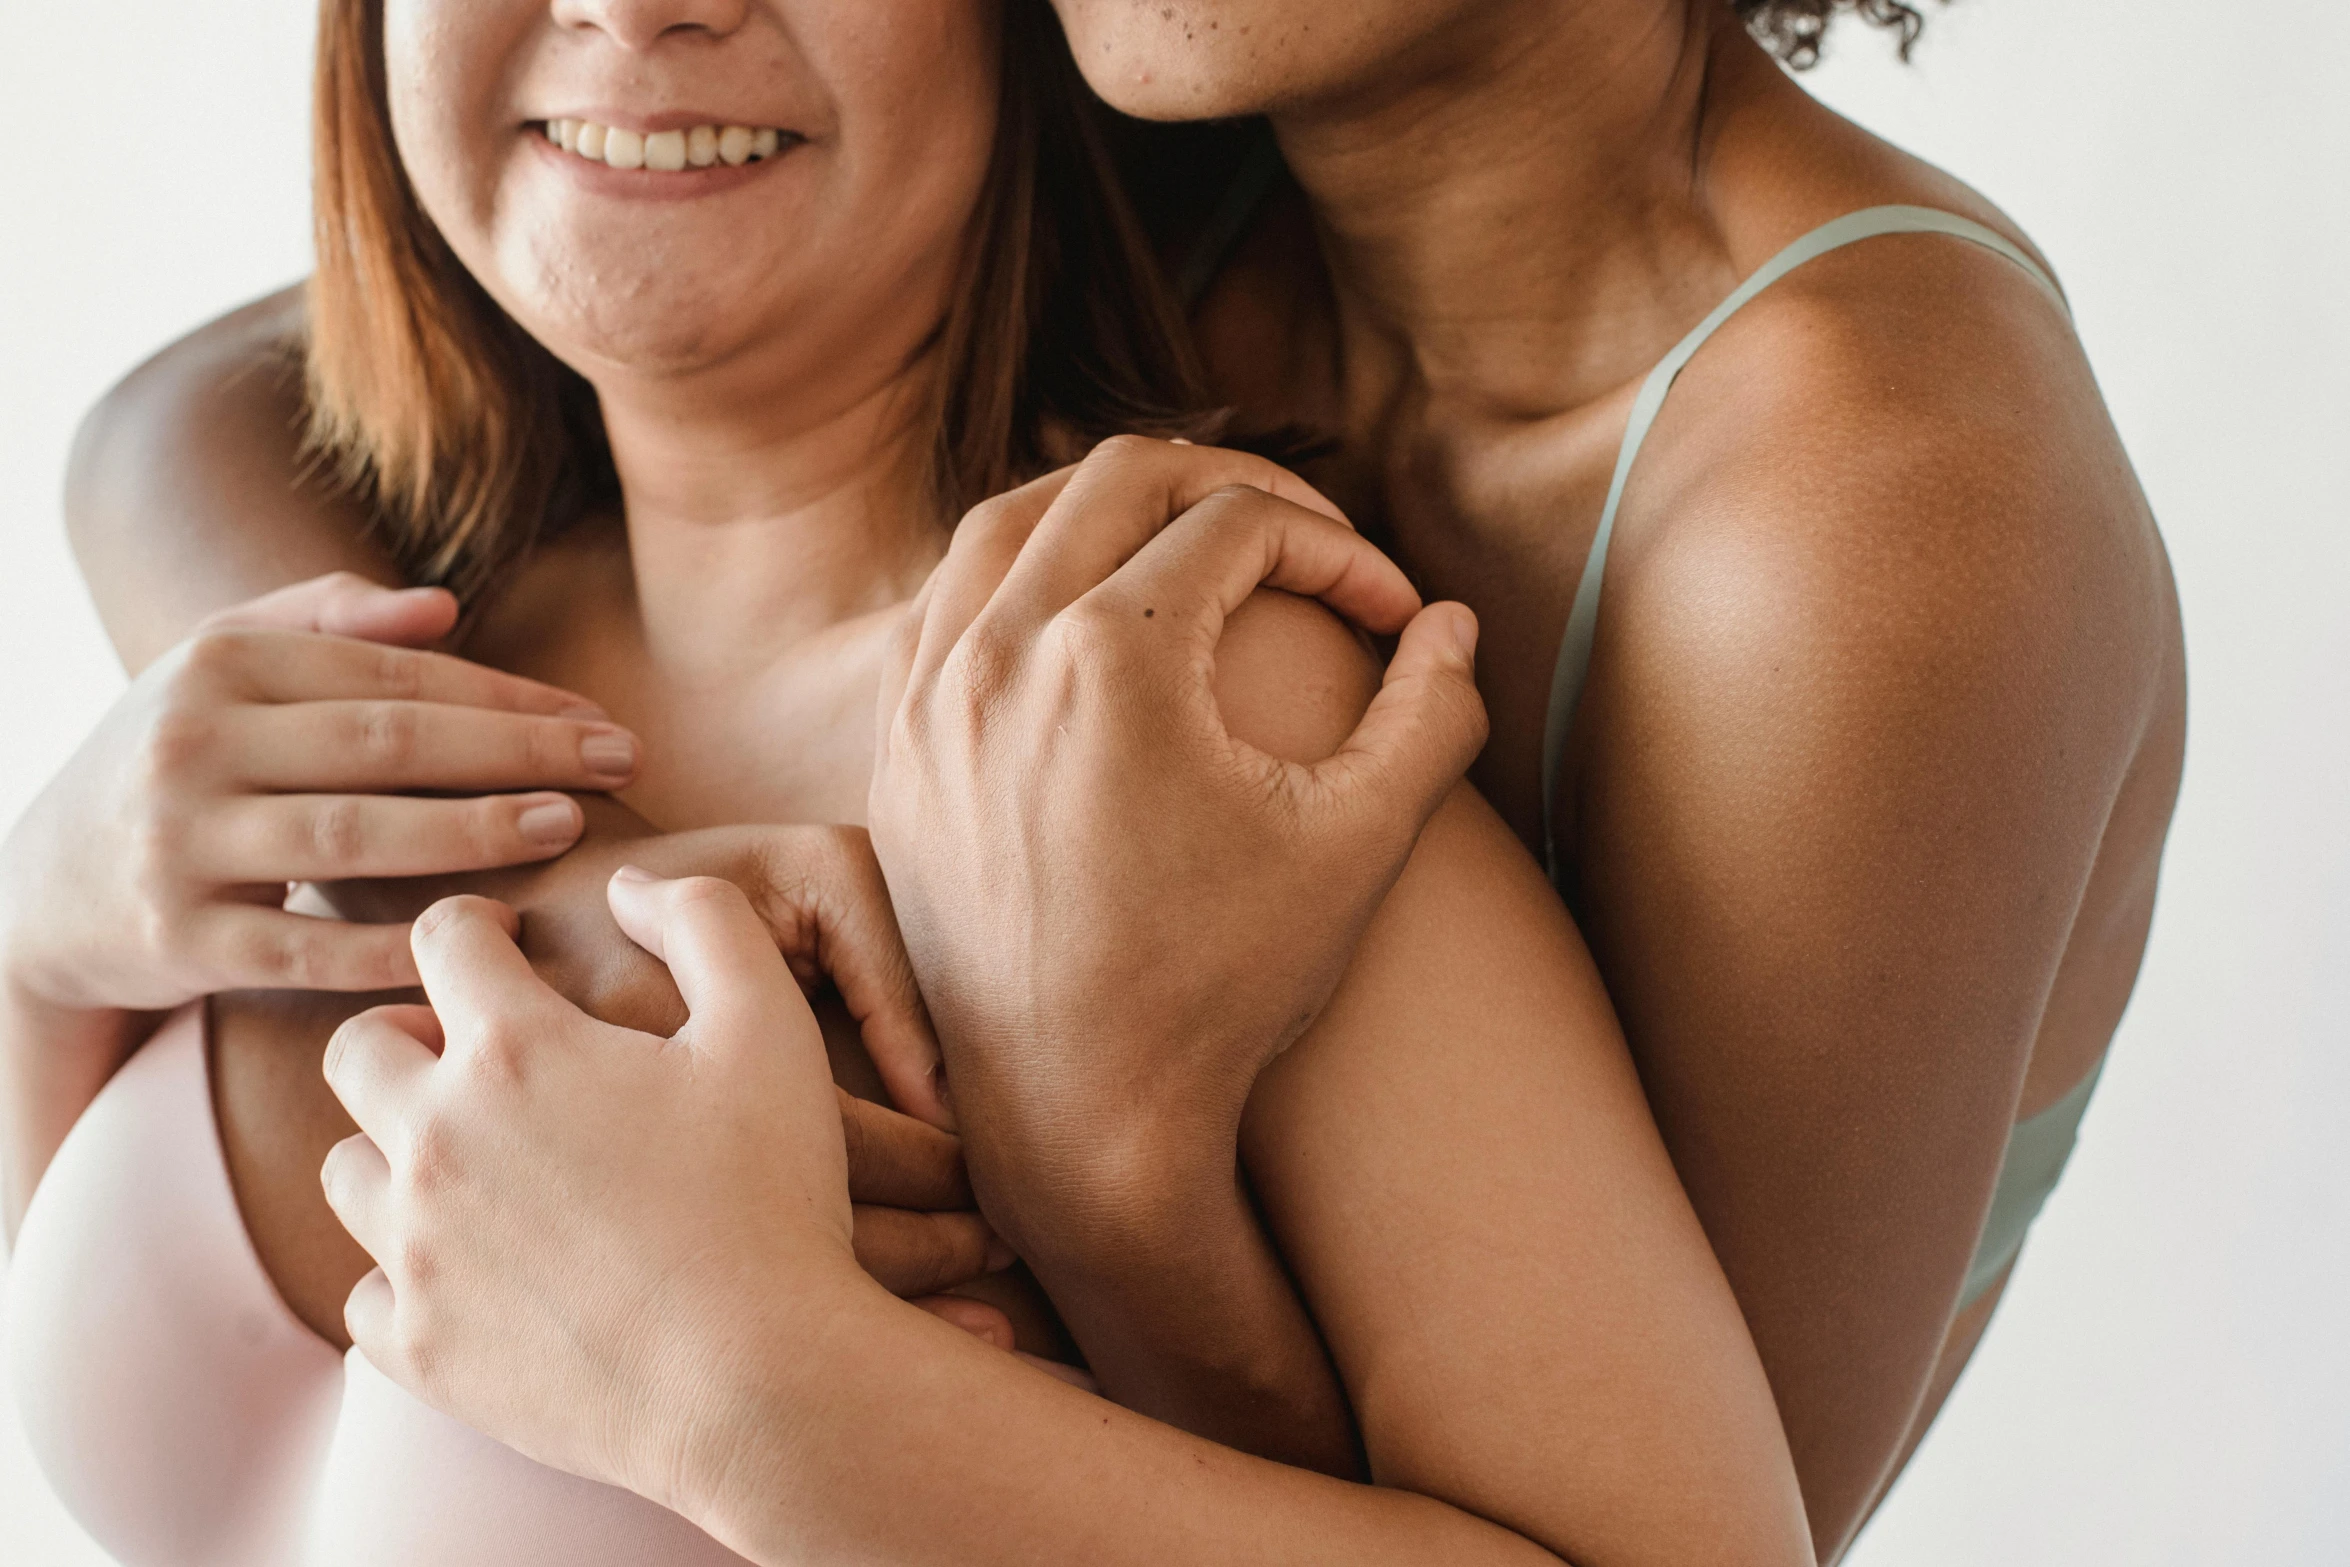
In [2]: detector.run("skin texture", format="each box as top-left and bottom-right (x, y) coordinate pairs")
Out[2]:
(36, 0), (2182, 1559)
(12, 0), (1825, 1555)
(1062, 1), (2181, 1554)
(0, 574), (622, 1232)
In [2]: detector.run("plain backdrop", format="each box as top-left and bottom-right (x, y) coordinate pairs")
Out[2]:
(2, 2), (2344, 1562)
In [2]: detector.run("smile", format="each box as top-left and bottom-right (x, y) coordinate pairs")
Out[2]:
(540, 119), (796, 172)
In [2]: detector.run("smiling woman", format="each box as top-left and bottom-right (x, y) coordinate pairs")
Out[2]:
(2, 0), (1824, 1563)
(305, 0), (1212, 602)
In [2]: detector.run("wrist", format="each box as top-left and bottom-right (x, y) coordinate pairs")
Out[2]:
(965, 1098), (1246, 1282)
(636, 1259), (887, 1531)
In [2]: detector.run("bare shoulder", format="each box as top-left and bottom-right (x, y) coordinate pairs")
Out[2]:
(1595, 214), (2182, 794)
(1211, 589), (1383, 766)
(64, 283), (394, 669)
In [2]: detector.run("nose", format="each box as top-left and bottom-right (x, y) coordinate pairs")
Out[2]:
(553, 0), (750, 51)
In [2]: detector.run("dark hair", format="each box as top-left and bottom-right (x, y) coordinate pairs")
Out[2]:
(306, 0), (1212, 603)
(1736, 0), (1937, 68)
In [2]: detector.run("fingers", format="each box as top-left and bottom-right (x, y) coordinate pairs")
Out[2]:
(201, 792), (588, 882)
(344, 1266), (398, 1364)
(183, 627), (607, 721)
(1086, 482), (1425, 644)
(910, 1294), (1017, 1351)
(897, 466), (1076, 700)
(200, 572), (459, 650)
(323, 1003), (444, 1148)
(204, 904), (423, 991)
(232, 702), (637, 793)
(837, 1089), (971, 1209)
(1310, 602), (1491, 837)
(850, 1204), (1005, 1297)
(320, 1131), (394, 1262)
(988, 438), (1351, 631)
(408, 896), (561, 1042)
(604, 870), (805, 1045)
(751, 830), (947, 1128)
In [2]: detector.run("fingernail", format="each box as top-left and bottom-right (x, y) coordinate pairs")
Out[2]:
(610, 863), (656, 885)
(985, 1237), (1017, 1273)
(1447, 606), (1479, 660)
(518, 797), (581, 848)
(580, 727), (637, 782)
(559, 699), (610, 721)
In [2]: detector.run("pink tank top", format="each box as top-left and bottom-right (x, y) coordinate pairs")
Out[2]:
(6, 1007), (751, 1567)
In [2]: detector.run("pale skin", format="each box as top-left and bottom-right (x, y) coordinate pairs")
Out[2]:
(4, 0), (1816, 1562)
(40, 0), (2182, 1558)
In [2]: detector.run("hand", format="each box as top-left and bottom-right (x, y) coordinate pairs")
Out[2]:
(0, 573), (639, 1013)
(868, 437), (1489, 1246)
(323, 802), (987, 1290)
(320, 876), (872, 1504)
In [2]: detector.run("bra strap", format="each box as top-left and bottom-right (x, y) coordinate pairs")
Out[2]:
(1540, 206), (2069, 882)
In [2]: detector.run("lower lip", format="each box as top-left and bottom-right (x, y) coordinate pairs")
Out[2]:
(528, 130), (796, 201)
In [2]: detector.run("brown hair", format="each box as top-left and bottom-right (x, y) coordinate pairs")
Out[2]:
(305, 0), (1213, 604)
(1736, 0), (1938, 68)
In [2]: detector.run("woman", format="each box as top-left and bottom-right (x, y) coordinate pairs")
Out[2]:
(49, 0), (2185, 1557)
(3, 2), (1808, 1565)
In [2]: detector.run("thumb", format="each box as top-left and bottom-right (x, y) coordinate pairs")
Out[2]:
(202, 572), (459, 649)
(1309, 602), (1489, 836)
(606, 868), (816, 1055)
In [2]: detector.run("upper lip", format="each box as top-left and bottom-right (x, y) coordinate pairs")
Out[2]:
(534, 108), (788, 134)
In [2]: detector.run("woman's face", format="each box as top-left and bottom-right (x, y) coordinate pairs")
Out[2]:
(384, 0), (1000, 390)
(1046, 0), (1505, 121)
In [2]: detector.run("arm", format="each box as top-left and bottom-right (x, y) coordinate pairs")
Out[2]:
(55, 310), (1397, 1467)
(66, 285), (400, 672)
(1564, 260), (2179, 1555)
(320, 834), (1813, 1565)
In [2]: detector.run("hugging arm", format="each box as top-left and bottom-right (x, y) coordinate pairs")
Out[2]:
(52, 310), (1388, 1468)
(328, 587), (1815, 1565)
(66, 285), (402, 670)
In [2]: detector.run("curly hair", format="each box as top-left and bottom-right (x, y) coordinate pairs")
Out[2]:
(1736, 0), (1938, 68)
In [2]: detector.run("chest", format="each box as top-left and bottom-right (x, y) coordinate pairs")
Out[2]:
(462, 546), (903, 832)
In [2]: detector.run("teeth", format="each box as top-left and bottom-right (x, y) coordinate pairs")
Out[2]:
(644, 129), (687, 172)
(543, 119), (789, 172)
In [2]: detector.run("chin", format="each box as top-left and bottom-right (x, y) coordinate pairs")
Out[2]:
(1050, 4), (1285, 121)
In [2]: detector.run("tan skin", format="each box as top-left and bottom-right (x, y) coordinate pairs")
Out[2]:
(13, 1), (1823, 1561)
(1089, 0), (2183, 1551)
(53, 0), (2180, 1558)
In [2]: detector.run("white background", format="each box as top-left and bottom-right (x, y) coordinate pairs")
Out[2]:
(2, 2), (2344, 1561)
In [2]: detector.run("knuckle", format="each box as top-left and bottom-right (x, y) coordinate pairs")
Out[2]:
(141, 705), (218, 782)
(306, 797), (369, 870)
(1088, 432), (1158, 468)
(354, 702), (420, 770)
(401, 1118), (459, 1200)
(390, 1229), (440, 1291)
(178, 628), (252, 684)
(369, 643), (426, 702)
(956, 490), (1022, 543)
(944, 625), (1020, 703)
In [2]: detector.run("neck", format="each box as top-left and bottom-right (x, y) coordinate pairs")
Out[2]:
(590, 352), (949, 683)
(1273, 0), (1769, 421)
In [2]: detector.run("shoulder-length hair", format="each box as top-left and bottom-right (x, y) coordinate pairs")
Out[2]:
(305, 0), (1213, 603)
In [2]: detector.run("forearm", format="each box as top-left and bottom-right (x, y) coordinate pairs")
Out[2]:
(0, 976), (153, 1240)
(66, 285), (396, 673)
(987, 1122), (1361, 1477)
(675, 1286), (1550, 1567)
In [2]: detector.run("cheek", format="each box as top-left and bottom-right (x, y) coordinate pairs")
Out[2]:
(382, 2), (527, 272)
